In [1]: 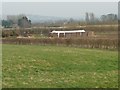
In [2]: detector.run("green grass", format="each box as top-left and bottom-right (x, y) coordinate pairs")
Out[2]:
(2, 44), (118, 88)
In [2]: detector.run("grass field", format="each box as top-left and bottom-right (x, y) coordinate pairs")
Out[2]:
(2, 44), (118, 88)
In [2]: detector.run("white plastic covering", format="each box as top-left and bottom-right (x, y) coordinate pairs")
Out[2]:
(51, 30), (85, 34)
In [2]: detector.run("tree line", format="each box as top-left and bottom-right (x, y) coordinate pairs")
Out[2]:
(1, 13), (118, 28)
(2, 16), (31, 28)
(32, 13), (118, 27)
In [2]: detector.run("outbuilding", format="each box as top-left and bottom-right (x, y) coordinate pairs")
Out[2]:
(50, 30), (86, 38)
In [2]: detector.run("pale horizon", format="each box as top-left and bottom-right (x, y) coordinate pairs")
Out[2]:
(2, 2), (118, 19)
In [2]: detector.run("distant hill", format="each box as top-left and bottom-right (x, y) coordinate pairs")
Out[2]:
(27, 15), (67, 23)
(1, 14), (84, 24)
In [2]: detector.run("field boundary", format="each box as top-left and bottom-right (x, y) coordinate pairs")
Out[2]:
(2, 38), (118, 50)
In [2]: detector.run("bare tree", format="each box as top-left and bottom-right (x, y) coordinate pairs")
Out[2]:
(85, 12), (89, 23)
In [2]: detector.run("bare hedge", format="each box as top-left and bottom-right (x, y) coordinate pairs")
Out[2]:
(2, 38), (118, 50)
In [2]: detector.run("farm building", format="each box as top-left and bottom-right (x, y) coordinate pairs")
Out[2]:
(50, 30), (94, 38)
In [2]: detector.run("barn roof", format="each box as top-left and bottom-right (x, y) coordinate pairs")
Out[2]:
(51, 30), (85, 34)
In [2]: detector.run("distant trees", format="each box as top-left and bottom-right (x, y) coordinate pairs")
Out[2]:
(2, 13), (117, 28)
(2, 20), (13, 28)
(7, 15), (24, 24)
(85, 12), (89, 23)
(100, 14), (118, 24)
(89, 13), (95, 23)
(33, 13), (118, 27)
(85, 12), (118, 25)
(85, 12), (96, 25)
(2, 15), (31, 28)
(18, 16), (31, 28)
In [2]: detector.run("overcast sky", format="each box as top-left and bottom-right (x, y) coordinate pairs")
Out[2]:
(2, 2), (118, 18)
(2, 0), (119, 2)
